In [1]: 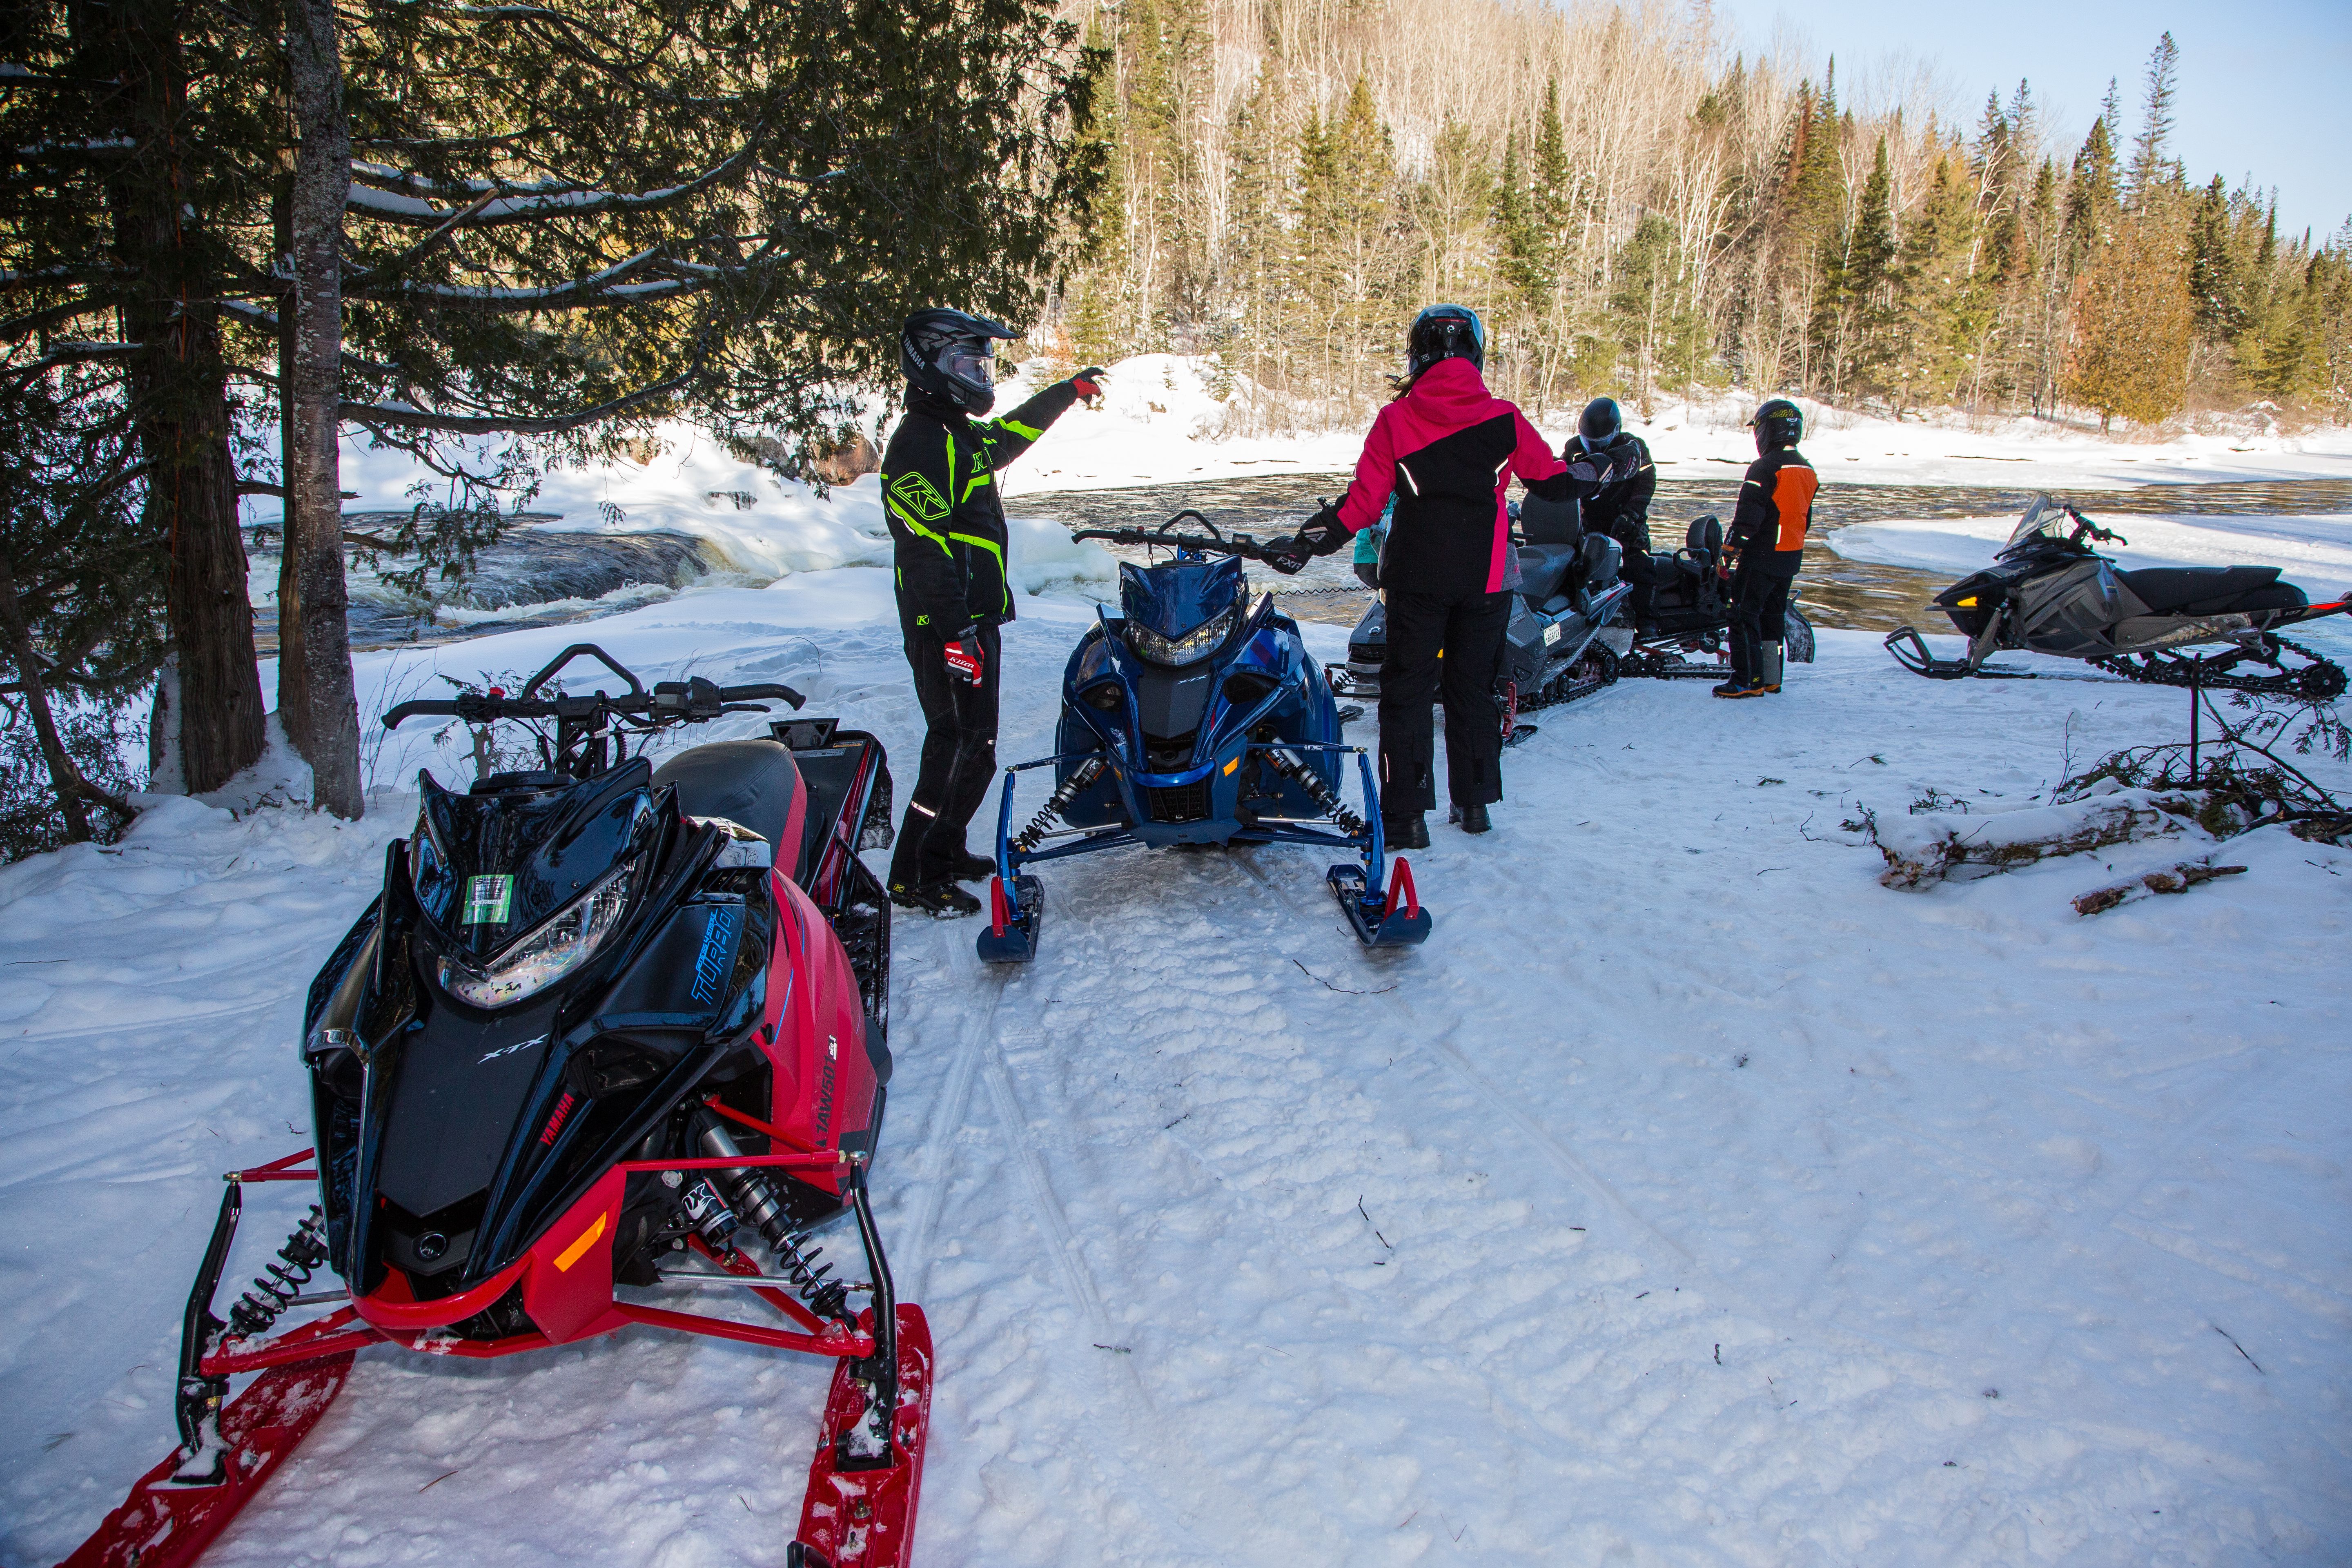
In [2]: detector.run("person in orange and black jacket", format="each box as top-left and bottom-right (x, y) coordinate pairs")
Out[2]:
(1716, 398), (1816, 698)
(880, 308), (1104, 916)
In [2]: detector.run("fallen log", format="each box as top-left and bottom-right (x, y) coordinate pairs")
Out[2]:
(2071, 859), (2247, 917)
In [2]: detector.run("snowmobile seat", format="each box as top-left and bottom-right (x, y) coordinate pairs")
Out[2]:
(1517, 494), (1583, 547)
(1515, 543), (1581, 605)
(653, 739), (810, 876)
(2119, 566), (2300, 616)
(1686, 514), (1723, 559)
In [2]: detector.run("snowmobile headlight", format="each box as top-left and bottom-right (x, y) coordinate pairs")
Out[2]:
(438, 863), (632, 1009)
(1126, 605), (1236, 666)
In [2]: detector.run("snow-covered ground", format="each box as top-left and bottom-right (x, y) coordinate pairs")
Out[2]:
(4, 564), (2348, 1565)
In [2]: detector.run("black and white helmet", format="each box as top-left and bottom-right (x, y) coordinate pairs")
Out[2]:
(1405, 304), (1486, 380)
(900, 308), (1018, 415)
(1748, 397), (1804, 454)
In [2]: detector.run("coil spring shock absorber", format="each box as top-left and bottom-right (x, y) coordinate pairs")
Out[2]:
(1012, 756), (1106, 854)
(225, 1207), (331, 1339)
(694, 1113), (851, 1321)
(1259, 748), (1365, 837)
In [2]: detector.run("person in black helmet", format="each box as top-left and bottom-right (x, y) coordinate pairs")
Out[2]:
(1565, 396), (1659, 620)
(1265, 304), (1615, 846)
(880, 309), (1104, 915)
(1716, 397), (1816, 698)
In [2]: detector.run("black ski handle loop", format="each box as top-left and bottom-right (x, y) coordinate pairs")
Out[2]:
(521, 643), (644, 699)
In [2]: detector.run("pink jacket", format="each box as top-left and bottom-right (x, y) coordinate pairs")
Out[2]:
(1335, 357), (1573, 596)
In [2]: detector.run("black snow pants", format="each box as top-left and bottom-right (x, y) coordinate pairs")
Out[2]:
(1727, 562), (1792, 684)
(889, 620), (1002, 887)
(1379, 588), (1511, 814)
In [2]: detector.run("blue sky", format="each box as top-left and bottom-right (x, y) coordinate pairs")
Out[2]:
(1707, 0), (2352, 242)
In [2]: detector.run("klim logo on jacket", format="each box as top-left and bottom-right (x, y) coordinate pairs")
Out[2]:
(889, 471), (951, 524)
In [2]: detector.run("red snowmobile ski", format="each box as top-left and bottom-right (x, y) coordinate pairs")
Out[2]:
(61, 647), (929, 1568)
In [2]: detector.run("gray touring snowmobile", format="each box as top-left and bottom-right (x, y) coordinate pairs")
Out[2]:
(1330, 496), (1633, 742)
(1885, 495), (2348, 698)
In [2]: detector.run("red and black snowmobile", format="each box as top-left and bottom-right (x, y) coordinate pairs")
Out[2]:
(62, 645), (926, 1568)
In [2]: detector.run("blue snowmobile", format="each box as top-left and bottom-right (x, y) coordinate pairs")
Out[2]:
(978, 513), (1432, 963)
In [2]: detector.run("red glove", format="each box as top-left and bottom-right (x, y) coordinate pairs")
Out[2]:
(1071, 367), (1107, 402)
(944, 628), (985, 686)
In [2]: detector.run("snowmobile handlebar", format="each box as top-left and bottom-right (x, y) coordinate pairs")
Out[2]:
(1072, 512), (1280, 561)
(2071, 511), (2127, 546)
(382, 644), (804, 731)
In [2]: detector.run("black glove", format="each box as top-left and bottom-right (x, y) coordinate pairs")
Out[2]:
(1295, 501), (1350, 558)
(1070, 367), (1107, 403)
(1262, 536), (1309, 575)
(942, 626), (985, 686)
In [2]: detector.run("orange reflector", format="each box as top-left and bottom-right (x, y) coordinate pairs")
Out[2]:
(1223, 757), (1240, 775)
(554, 1211), (608, 1272)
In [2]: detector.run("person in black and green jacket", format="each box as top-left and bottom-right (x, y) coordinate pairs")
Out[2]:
(880, 307), (1104, 916)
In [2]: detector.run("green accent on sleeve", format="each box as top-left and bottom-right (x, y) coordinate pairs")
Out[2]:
(998, 418), (1043, 441)
(961, 469), (993, 502)
(886, 495), (955, 554)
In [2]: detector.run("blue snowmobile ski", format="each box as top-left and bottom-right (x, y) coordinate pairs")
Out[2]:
(979, 512), (1431, 963)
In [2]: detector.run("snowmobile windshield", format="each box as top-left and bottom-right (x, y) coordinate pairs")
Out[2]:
(1120, 553), (1245, 666)
(412, 760), (660, 965)
(2005, 495), (2077, 550)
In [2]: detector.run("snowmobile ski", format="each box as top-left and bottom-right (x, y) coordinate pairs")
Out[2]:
(59, 1353), (354, 1568)
(791, 1305), (936, 1568)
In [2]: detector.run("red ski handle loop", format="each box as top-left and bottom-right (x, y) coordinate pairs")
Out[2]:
(989, 874), (1011, 936)
(1383, 856), (1419, 920)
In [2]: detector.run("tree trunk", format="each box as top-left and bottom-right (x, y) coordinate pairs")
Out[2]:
(281, 0), (361, 817)
(104, 0), (267, 795)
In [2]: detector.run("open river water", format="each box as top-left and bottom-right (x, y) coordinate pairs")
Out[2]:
(261, 477), (2352, 650)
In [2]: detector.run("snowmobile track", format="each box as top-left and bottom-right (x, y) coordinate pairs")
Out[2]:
(902, 956), (1011, 1301)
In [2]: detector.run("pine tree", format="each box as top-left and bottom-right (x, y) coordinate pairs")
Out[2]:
(1295, 77), (1405, 408)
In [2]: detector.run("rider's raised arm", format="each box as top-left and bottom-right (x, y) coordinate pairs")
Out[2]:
(976, 378), (1083, 469)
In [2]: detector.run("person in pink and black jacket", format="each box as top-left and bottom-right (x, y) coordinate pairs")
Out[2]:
(1267, 305), (1628, 846)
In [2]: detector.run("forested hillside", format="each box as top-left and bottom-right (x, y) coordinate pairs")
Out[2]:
(1045, 1), (2351, 431)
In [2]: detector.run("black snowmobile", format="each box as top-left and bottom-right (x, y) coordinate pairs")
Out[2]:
(64, 645), (932, 1568)
(1330, 495), (1635, 742)
(1885, 494), (2348, 698)
(1615, 511), (1817, 678)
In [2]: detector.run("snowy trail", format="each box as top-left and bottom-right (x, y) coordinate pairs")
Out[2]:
(5, 573), (2349, 1565)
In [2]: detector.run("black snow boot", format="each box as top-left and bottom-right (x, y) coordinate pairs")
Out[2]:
(1383, 811), (1430, 850)
(1457, 803), (1491, 835)
(889, 879), (982, 918)
(950, 849), (997, 882)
